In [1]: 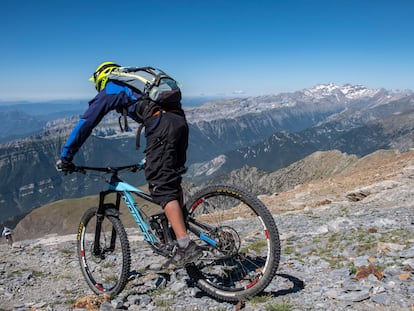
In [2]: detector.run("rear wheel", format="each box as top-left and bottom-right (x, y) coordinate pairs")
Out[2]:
(77, 205), (131, 295)
(185, 185), (280, 302)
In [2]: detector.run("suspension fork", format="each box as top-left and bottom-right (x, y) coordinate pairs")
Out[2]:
(93, 190), (121, 256)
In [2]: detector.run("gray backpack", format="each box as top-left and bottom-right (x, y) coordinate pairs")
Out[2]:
(108, 66), (181, 104)
(108, 67), (182, 148)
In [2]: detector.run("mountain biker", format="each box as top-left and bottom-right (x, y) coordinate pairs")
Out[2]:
(56, 61), (201, 267)
(2, 227), (13, 246)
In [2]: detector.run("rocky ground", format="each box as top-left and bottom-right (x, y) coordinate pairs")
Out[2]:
(1, 150), (414, 311)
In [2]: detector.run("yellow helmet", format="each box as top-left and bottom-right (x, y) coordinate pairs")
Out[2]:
(89, 61), (120, 91)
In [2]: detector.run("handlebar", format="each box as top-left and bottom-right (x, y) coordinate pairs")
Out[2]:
(59, 159), (187, 176)
(73, 161), (146, 175)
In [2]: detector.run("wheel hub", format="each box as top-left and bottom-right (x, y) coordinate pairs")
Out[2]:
(216, 226), (241, 256)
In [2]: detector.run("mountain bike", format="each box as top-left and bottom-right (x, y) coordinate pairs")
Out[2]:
(71, 161), (281, 302)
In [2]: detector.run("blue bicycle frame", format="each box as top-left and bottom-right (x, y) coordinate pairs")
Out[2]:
(89, 160), (218, 251)
(96, 161), (159, 244)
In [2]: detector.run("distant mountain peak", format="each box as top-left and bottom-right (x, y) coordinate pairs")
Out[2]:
(183, 83), (406, 123)
(303, 83), (382, 100)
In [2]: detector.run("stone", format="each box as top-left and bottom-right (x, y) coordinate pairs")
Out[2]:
(400, 247), (414, 258)
(99, 302), (116, 311)
(353, 256), (370, 267)
(372, 293), (391, 306)
(377, 242), (406, 253)
(402, 258), (414, 269)
(383, 266), (402, 277)
(336, 288), (371, 302)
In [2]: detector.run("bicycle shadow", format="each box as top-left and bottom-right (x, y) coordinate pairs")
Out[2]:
(191, 273), (305, 301)
(266, 273), (305, 296)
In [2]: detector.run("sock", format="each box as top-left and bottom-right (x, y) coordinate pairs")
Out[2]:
(177, 236), (190, 249)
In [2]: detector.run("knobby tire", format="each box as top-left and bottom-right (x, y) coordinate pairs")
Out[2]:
(77, 206), (131, 295)
(185, 185), (281, 302)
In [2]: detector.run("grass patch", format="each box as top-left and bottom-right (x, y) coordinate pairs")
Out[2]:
(103, 274), (119, 283)
(154, 298), (173, 308)
(9, 269), (24, 277)
(242, 239), (268, 254)
(32, 270), (47, 277)
(65, 298), (77, 305)
(326, 256), (348, 269)
(300, 226), (414, 271)
(265, 300), (294, 311)
(248, 294), (272, 306)
(60, 248), (75, 255)
(283, 240), (295, 255)
(348, 262), (357, 275)
(378, 229), (412, 247)
(149, 288), (175, 298)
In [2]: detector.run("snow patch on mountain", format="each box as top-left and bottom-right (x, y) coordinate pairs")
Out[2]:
(191, 155), (227, 177)
(186, 83), (397, 123)
(303, 83), (382, 100)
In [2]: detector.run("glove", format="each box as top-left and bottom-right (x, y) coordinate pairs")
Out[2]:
(56, 159), (75, 173)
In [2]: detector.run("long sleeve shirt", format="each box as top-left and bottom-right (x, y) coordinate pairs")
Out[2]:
(60, 81), (141, 162)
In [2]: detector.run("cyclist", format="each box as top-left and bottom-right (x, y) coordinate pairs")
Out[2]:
(2, 227), (13, 246)
(56, 61), (201, 267)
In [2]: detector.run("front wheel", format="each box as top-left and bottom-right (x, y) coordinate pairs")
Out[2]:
(77, 205), (131, 295)
(185, 185), (281, 302)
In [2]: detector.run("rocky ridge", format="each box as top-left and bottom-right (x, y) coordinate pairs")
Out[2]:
(184, 83), (409, 123)
(0, 149), (413, 310)
(2, 83), (414, 226)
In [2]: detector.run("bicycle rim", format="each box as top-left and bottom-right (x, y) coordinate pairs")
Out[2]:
(185, 185), (280, 301)
(77, 206), (131, 295)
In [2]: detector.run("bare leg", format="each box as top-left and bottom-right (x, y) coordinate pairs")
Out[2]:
(164, 199), (187, 239)
(163, 199), (201, 266)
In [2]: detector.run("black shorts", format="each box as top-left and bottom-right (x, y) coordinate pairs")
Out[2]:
(144, 111), (188, 207)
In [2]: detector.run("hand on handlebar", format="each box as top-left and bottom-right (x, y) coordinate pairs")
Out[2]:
(55, 159), (75, 174)
(56, 160), (145, 175)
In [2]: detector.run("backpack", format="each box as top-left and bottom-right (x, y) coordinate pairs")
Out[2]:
(108, 66), (181, 105)
(108, 67), (182, 148)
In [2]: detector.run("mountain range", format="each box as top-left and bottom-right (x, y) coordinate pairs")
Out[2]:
(0, 83), (413, 227)
(10, 148), (413, 242)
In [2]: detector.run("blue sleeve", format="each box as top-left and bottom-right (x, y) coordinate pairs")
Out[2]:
(60, 82), (140, 161)
(61, 119), (86, 161)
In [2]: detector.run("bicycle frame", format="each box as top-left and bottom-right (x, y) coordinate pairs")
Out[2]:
(100, 175), (220, 248)
(79, 162), (219, 257)
(88, 164), (160, 256)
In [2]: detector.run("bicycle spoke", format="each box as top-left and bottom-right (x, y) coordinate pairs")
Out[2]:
(185, 185), (280, 301)
(78, 207), (131, 295)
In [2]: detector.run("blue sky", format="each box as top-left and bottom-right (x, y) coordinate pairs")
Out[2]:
(1, 0), (413, 101)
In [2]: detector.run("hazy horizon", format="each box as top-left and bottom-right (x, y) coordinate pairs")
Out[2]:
(1, 0), (413, 101)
